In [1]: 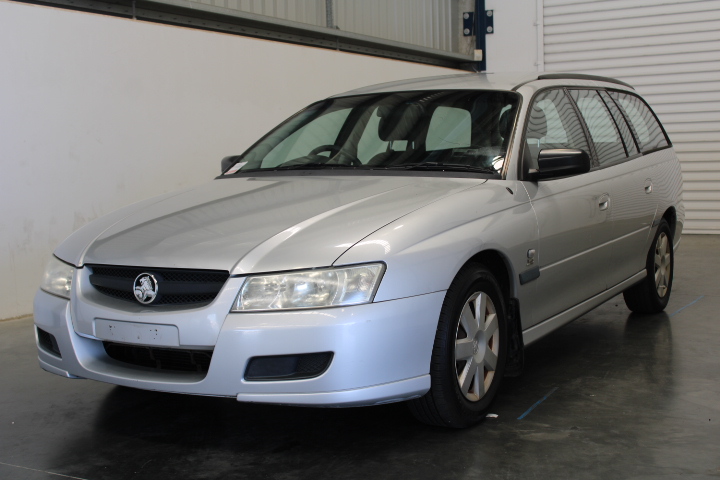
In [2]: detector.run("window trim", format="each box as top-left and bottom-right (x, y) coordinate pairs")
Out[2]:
(499, 96), (524, 180)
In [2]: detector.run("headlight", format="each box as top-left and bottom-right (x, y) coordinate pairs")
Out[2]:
(40, 256), (75, 299)
(232, 263), (385, 312)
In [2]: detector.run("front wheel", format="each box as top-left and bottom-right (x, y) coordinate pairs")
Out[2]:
(409, 264), (507, 428)
(623, 219), (674, 313)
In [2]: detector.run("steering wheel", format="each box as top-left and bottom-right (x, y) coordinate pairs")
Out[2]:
(308, 145), (363, 167)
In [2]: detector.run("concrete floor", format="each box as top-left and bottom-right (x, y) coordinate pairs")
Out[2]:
(1, 236), (718, 480)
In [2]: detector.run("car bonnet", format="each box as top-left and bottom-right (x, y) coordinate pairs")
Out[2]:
(60, 175), (485, 274)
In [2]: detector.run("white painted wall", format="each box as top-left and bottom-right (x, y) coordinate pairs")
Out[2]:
(0, 0), (461, 319)
(486, 0), (541, 73)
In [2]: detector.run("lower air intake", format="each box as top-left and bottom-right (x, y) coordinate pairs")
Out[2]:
(37, 328), (61, 357)
(244, 352), (333, 381)
(103, 342), (212, 373)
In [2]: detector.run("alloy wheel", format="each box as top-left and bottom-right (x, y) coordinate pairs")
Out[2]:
(654, 232), (671, 298)
(454, 292), (500, 402)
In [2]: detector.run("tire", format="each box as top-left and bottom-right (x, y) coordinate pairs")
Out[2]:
(623, 219), (674, 314)
(409, 264), (507, 428)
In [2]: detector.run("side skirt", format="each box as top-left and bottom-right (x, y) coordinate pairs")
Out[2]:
(522, 270), (646, 346)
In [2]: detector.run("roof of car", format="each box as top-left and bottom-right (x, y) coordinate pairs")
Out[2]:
(333, 72), (634, 97)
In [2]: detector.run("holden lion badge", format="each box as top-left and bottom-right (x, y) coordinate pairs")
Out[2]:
(133, 273), (158, 304)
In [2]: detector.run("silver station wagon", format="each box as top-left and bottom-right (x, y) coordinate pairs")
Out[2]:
(35, 73), (683, 428)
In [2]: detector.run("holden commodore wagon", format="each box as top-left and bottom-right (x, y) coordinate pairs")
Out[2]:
(35, 73), (683, 427)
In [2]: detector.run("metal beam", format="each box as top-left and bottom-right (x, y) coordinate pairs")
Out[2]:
(13, 0), (475, 70)
(475, 0), (487, 71)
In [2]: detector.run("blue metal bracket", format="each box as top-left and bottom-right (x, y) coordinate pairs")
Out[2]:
(463, 12), (475, 36)
(465, 1), (492, 71)
(463, 10), (493, 36)
(485, 10), (494, 34)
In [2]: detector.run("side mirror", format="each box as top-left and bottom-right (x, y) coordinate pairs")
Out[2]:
(221, 155), (243, 174)
(528, 149), (590, 181)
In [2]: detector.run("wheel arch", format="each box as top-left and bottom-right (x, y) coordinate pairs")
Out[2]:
(661, 206), (677, 240)
(463, 249), (515, 302)
(460, 248), (524, 377)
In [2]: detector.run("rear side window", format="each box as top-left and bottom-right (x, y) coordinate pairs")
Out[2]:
(599, 90), (639, 157)
(524, 89), (590, 170)
(569, 89), (626, 166)
(609, 91), (669, 153)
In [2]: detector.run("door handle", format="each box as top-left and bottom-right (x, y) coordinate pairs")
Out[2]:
(598, 194), (610, 211)
(644, 179), (653, 194)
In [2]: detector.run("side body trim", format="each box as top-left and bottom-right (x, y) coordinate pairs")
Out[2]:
(519, 266), (540, 285)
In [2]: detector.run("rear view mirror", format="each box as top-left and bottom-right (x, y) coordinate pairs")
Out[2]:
(528, 149), (590, 181)
(221, 155), (242, 174)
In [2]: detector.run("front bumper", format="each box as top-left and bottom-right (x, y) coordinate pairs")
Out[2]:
(33, 289), (444, 407)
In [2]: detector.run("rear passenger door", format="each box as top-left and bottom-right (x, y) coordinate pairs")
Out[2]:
(569, 89), (659, 287)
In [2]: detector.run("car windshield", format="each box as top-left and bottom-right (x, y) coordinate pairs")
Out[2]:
(223, 90), (520, 176)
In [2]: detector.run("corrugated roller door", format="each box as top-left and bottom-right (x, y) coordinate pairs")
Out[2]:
(543, 0), (720, 233)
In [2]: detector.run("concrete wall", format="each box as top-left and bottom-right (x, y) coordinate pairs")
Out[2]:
(0, 0), (539, 319)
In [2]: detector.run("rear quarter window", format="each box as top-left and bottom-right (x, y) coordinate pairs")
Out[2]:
(609, 91), (669, 153)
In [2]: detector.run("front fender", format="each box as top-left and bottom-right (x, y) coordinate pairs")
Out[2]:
(334, 181), (538, 310)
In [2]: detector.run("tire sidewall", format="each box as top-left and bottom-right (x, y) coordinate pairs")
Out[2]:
(431, 265), (508, 426)
(648, 220), (674, 310)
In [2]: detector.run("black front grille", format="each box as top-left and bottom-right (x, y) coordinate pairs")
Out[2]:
(94, 285), (135, 302)
(87, 264), (229, 306)
(103, 342), (212, 373)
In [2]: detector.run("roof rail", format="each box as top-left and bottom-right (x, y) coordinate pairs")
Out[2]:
(536, 73), (635, 89)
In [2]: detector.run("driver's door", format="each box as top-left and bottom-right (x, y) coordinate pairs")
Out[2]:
(521, 88), (614, 326)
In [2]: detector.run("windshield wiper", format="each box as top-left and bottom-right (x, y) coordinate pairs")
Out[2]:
(383, 162), (499, 174)
(272, 162), (359, 170)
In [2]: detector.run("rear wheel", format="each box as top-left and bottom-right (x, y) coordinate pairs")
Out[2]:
(623, 219), (674, 313)
(409, 264), (507, 428)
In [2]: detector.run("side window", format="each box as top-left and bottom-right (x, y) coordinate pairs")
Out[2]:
(609, 91), (669, 153)
(599, 90), (638, 157)
(569, 89), (626, 166)
(262, 108), (351, 167)
(426, 106), (472, 151)
(525, 89), (590, 170)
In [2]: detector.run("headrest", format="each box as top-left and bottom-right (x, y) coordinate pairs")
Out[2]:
(526, 108), (547, 139)
(378, 103), (424, 142)
(498, 109), (511, 137)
